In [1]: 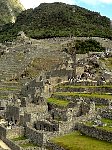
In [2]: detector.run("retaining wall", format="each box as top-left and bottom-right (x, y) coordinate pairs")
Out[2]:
(101, 111), (112, 119)
(46, 141), (65, 150)
(52, 94), (109, 105)
(76, 123), (112, 142)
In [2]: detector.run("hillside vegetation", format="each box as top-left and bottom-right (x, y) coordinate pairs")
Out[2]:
(63, 39), (105, 54)
(0, 2), (112, 42)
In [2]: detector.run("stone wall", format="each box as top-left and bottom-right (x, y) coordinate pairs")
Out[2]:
(46, 141), (65, 150)
(76, 54), (88, 62)
(0, 126), (46, 150)
(52, 94), (109, 106)
(25, 124), (60, 146)
(101, 111), (112, 119)
(0, 126), (20, 150)
(2, 138), (21, 150)
(0, 125), (26, 150)
(3, 138), (46, 150)
(23, 104), (48, 114)
(34, 120), (59, 132)
(21, 69), (69, 99)
(76, 66), (84, 76)
(59, 121), (74, 134)
(25, 125), (45, 146)
(0, 126), (6, 139)
(56, 86), (112, 94)
(6, 127), (24, 139)
(50, 108), (68, 121)
(5, 106), (20, 124)
(68, 80), (98, 86)
(76, 123), (112, 142)
(20, 104), (48, 126)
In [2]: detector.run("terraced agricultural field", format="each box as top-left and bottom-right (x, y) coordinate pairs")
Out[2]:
(86, 118), (112, 132)
(0, 38), (67, 100)
(51, 131), (112, 150)
(47, 98), (69, 107)
(54, 92), (112, 100)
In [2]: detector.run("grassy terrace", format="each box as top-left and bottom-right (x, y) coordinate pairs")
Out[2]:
(20, 143), (38, 148)
(0, 87), (20, 91)
(0, 95), (8, 99)
(86, 118), (112, 132)
(101, 118), (112, 124)
(12, 136), (27, 141)
(47, 98), (69, 107)
(95, 104), (106, 109)
(100, 118), (112, 132)
(57, 85), (112, 88)
(100, 57), (112, 70)
(54, 92), (112, 100)
(12, 136), (39, 148)
(51, 131), (112, 150)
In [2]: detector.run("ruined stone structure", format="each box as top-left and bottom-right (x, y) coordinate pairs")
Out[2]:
(0, 37), (112, 149)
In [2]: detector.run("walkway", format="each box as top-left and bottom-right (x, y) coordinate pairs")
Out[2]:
(0, 140), (11, 150)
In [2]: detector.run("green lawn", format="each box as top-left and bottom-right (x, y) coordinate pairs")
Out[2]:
(54, 92), (112, 100)
(12, 136), (27, 141)
(47, 98), (69, 107)
(51, 131), (112, 150)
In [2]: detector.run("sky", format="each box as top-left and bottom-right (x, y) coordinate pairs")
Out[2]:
(20, 0), (112, 20)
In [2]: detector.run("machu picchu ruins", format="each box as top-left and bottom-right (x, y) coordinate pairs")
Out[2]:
(0, 1), (112, 150)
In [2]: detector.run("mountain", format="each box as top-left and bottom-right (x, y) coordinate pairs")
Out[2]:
(0, 2), (112, 42)
(0, 0), (24, 25)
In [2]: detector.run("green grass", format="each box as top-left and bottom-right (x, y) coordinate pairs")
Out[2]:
(47, 98), (69, 107)
(99, 118), (112, 132)
(12, 136), (39, 148)
(57, 85), (112, 88)
(100, 57), (112, 70)
(20, 143), (38, 148)
(51, 131), (112, 150)
(12, 136), (27, 141)
(97, 126), (112, 132)
(86, 118), (112, 132)
(101, 118), (112, 124)
(54, 92), (112, 100)
(0, 95), (8, 99)
(0, 87), (19, 91)
(95, 104), (106, 108)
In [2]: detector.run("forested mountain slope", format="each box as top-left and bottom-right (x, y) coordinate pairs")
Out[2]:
(0, 2), (112, 42)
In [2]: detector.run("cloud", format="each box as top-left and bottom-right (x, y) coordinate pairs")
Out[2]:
(79, 0), (112, 5)
(20, 0), (75, 9)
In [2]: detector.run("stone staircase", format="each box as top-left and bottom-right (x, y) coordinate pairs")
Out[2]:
(0, 39), (67, 100)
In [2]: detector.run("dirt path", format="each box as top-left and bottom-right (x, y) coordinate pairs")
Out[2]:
(0, 140), (11, 150)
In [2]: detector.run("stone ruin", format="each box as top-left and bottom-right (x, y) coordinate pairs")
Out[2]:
(0, 41), (111, 149)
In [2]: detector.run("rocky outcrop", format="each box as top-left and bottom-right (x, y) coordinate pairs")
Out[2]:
(0, 0), (24, 25)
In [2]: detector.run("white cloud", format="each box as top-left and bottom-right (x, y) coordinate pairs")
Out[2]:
(20, 0), (75, 9)
(79, 0), (112, 5)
